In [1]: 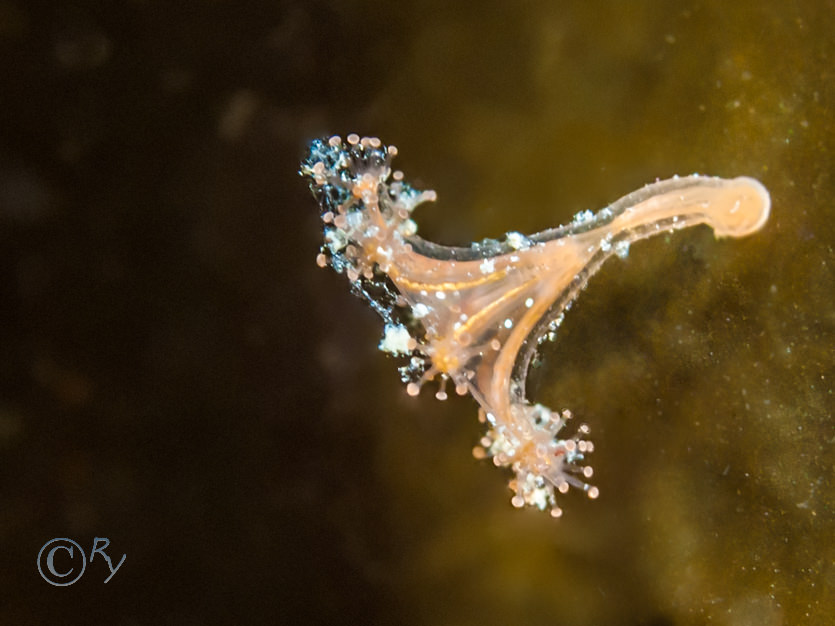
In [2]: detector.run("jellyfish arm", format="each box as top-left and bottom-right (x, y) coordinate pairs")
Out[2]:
(301, 134), (771, 517)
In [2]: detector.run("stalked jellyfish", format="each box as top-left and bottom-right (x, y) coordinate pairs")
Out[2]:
(301, 134), (770, 517)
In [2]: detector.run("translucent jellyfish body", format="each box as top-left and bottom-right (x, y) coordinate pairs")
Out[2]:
(301, 134), (770, 517)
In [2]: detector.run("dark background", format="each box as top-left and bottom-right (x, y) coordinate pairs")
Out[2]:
(1, 1), (832, 624)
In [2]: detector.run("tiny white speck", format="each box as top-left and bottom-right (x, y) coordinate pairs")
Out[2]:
(506, 232), (529, 250)
(379, 324), (412, 355)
